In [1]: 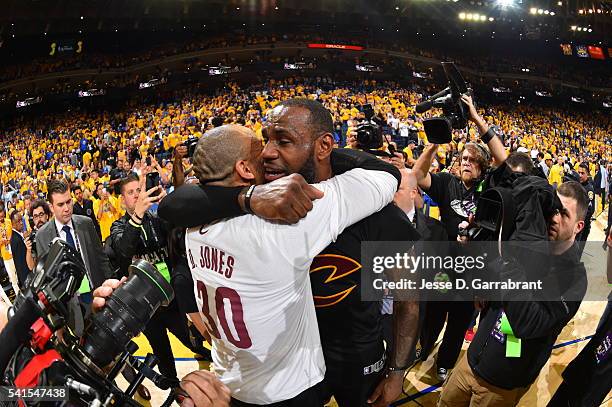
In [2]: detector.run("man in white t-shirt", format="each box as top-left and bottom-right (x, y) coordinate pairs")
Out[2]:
(184, 124), (398, 405)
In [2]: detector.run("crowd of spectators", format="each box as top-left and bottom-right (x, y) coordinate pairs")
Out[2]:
(0, 76), (609, 243)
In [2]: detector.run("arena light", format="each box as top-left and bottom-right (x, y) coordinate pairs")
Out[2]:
(571, 25), (577, 30)
(544, 9), (549, 14)
(557, 1), (562, 5)
(530, 7), (537, 13)
(480, 15), (486, 20)
(459, 12), (466, 19)
(489, 17), (495, 21)
(537, 8), (544, 13)
(550, 11), (555, 15)
(466, 13), (473, 19)
(497, 0), (514, 8)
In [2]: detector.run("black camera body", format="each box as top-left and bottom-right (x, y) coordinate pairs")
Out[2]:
(416, 62), (472, 144)
(185, 136), (199, 158)
(354, 103), (384, 151)
(0, 239), (178, 406)
(459, 165), (563, 244)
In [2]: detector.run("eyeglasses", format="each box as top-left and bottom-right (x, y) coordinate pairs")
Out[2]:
(32, 213), (47, 219)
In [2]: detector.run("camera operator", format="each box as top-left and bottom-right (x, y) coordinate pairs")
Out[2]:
(30, 199), (51, 232)
(412, 94), (507, 381)
(108, 172), (208, 386)
(439, 181), (588, 406)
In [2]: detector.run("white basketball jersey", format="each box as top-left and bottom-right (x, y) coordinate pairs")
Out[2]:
(185, 168), (397, 404)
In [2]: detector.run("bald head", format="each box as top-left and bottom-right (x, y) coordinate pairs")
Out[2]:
(400, 169), (418, 191)
(192, 124), (263, 185)
(394, 168), (421, 214)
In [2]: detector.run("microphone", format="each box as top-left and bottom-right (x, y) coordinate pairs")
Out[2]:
(415, 88), (450, 114)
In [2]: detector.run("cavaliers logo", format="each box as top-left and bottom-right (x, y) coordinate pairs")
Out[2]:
(310, 254), (361, 308)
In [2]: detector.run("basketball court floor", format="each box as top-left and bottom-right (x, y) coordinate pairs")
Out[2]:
(121, 211), (612, 406)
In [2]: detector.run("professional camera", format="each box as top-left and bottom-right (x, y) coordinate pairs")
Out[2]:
(353, 103), (384, 151)
(458, 165), (563, 243)
(0, 239), (180, 406)
(184, 136), (199, 158)
(416, 62), (472, 144)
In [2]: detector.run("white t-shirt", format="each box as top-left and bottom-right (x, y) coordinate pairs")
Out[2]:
(185, 168), (397, 404)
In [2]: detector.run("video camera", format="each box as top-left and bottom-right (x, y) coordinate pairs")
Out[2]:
(0, 239), (181, 406)
(416, 62), (472, 144)
(353, 104), (384, 151)
(458, 166), (563, 243)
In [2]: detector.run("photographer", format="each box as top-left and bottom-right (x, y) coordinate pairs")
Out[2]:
(439, 181), (588, 406)
(412, 94), (507, 381)
(108, 172), (208, 385)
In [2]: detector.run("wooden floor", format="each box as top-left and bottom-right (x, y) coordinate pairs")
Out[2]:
(120, 211), (612, 406)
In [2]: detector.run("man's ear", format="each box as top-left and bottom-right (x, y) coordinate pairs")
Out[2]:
(315, 133), (335, 161)
(235, 160), (256, 181)
(574, 220), (585, 236)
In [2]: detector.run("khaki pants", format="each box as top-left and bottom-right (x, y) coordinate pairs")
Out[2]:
(438, 355), (529, 407)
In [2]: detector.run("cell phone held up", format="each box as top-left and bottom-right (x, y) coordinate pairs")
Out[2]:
(146, 172), (161, 197)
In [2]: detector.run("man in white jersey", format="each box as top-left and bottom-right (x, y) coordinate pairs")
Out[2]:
(184, 124), (398, 406)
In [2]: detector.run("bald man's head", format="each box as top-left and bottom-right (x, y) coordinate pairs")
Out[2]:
(399, 168), (418, 191)
(193, 124), (263, 186)
(394, 168), (422, 214)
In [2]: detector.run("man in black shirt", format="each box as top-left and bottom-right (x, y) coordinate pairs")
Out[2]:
(439, 182), (588, 406)
(412, 95), (508, 381)
(159, 98), (420, 407)
(72, 185), (102, 240)
(576, 163), (594, 256)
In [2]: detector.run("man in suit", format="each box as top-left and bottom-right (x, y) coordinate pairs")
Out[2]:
(72, 185), (102, 240)
(8, 210), (34, 290)
(36, 179), (112, 303)
(392, 169), (449, 367)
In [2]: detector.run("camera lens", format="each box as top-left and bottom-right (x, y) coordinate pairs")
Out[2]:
(82, 260), (174, 367)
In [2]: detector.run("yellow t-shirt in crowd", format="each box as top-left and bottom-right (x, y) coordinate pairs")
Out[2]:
(94, 196), (119, 241)
(0, 218), (13, 261)
(82, 151), (92, 167)
(548, 164), (564, 186)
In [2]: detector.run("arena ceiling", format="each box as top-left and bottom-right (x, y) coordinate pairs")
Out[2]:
(0, 0), (609, 43)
